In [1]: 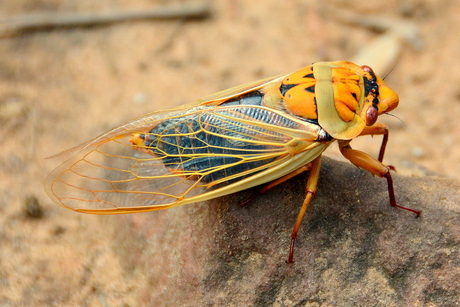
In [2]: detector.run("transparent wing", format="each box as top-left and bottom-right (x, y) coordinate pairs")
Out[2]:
(45, 104), (327, 214)
(48, 65), (336, 214)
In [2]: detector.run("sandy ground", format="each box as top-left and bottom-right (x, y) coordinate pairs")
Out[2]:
(0, 0), (459, 305)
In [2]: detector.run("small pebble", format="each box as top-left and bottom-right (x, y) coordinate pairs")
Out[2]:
(412, 147), (424, 158)
(24, 195), (44, 218)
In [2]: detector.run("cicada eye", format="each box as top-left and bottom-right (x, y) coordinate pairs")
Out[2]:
(366, 106), (378, 126)
(361, 65), (373, 73)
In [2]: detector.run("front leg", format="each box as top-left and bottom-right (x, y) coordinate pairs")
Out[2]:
(358, 122), (389, 162)
(339, 140), (420, 216)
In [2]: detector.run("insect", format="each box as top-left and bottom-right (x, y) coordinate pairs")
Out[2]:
(46, 61), (420, 263)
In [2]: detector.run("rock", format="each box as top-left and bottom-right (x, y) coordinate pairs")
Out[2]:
(113, 157), (460, 306)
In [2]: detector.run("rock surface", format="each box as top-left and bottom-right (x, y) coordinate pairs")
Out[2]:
(107, 157), (460, 306)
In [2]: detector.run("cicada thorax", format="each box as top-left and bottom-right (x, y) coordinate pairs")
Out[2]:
(273, 61), (399, 140)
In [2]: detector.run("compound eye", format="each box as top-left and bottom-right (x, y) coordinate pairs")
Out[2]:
(361, 65), (373, 73)
(366, 106), (378, 126)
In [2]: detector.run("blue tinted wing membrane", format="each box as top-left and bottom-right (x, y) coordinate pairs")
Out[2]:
(141, 106), (299, 184)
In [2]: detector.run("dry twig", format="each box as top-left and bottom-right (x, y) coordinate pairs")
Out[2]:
(0, 1), (210, 37)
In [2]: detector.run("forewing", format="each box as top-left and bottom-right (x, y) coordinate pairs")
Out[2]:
(46, 104), (324, 214)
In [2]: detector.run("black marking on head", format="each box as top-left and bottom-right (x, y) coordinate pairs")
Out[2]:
(363, 70), (380, 110)
(372, 97), (379, 110)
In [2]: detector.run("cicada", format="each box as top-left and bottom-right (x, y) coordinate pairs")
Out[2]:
(46, 61), (420, 263)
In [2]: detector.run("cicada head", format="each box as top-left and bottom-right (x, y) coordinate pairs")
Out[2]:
(359, 64), (399, 127)
(283, 61), (399, 140)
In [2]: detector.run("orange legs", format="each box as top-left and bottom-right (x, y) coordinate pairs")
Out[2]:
(339, 141), (421, 217)
(347, 122), (420, 216)
(287, 155), (322, 263)
(359, 122), (389, 162)
(241, 122), (419, 264)
(238, 157), (320, 264)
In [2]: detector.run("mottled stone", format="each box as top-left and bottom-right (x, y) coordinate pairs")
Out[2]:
(114, 157), (460, 306)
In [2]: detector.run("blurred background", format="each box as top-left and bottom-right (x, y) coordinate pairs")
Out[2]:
(0, 0), (458, 305)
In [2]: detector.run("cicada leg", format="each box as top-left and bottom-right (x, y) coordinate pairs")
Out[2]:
(358, 122), (389, 162)
(338, 140), (421, 217)
(287, 155), (322, 264)
(238, 157), (320, 264)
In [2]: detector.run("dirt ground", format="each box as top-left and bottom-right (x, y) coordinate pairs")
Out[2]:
(0, 0), (459, 305)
